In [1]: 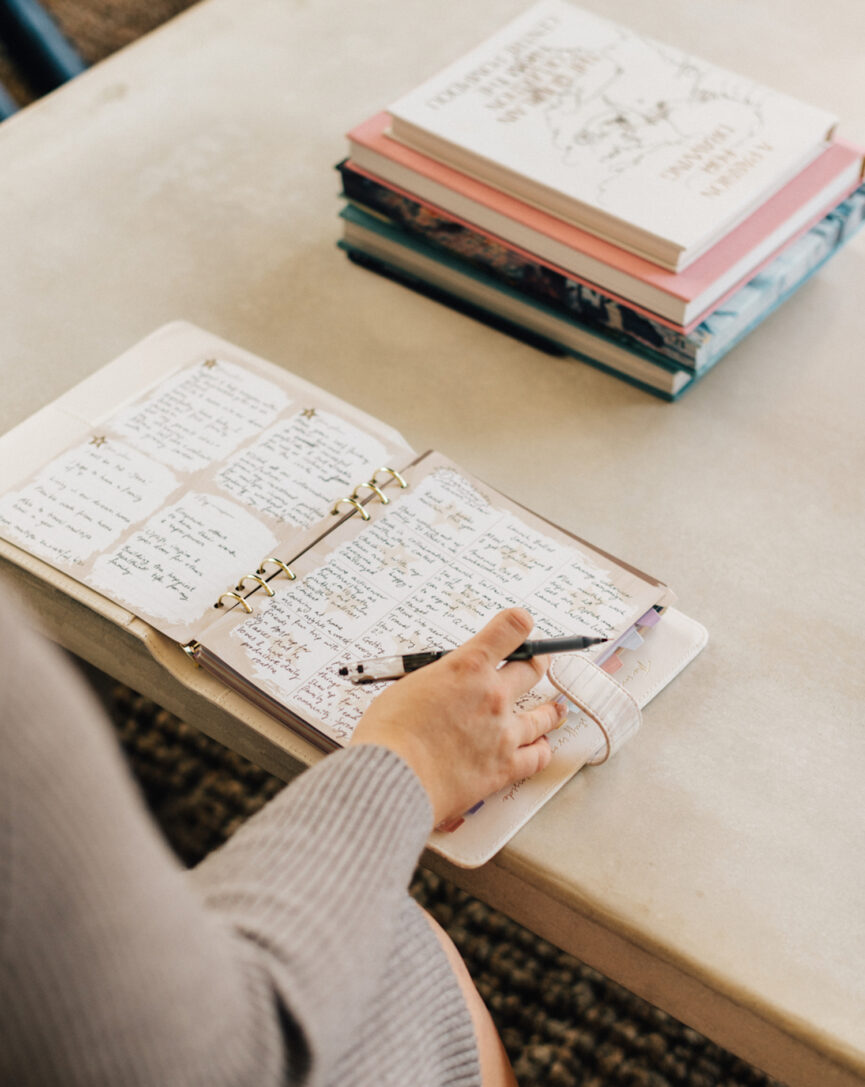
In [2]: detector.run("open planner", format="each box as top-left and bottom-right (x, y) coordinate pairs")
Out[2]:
(0, 323), (707, 866)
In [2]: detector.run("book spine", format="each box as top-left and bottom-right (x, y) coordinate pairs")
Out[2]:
(691, 185), (865, 367)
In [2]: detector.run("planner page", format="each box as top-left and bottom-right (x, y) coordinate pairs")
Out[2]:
(0, 324), (415, 644)
(202, 451), (672, 745)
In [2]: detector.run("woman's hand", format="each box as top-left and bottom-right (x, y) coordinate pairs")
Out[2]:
(350, 608), (567, 826)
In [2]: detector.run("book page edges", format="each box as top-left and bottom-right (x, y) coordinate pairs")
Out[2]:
(0, 534), (140, 632)
(345, 152), (862, 332)
(339, 218), (692, 395)
(342, 239), (693, 395)
(0, 540), (322, 778)
(347, 114), (862, 326)
(388, 123), (831, 271)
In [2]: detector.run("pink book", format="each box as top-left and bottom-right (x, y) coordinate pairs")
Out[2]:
(346, 112), (864, 332)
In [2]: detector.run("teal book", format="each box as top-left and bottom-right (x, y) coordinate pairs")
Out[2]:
(339, 204), (693, 399)
(338, 198), (865, 399)
(338, 164), (865, 375)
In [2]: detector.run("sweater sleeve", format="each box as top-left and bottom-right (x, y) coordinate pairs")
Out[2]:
(189, 743), (442, 1085)
(0, 605), (473, 1087)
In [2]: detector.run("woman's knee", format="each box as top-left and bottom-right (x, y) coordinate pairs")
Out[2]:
(421, 910), (517, 1087)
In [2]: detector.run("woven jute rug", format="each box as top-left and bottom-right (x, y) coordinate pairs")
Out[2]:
(93, 673), (780, 1087)
(3, 3), (785, 1082)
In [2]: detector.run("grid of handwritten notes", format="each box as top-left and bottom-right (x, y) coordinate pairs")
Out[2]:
(0, 359), (394, 637)
(220, 466), (662, 744)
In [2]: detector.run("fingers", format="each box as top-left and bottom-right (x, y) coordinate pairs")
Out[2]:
(498, 653), (550, 700)
(458, 608), (548, 699)
(465, 607), (533, 666)
(503, 700), (567, 782)
(517, 698), (568, 747)
(510, 736), (552, 781)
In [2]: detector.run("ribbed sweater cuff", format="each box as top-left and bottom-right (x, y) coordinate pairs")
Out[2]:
(192, 743), (432, 892)
(188, 744), (436, 1080)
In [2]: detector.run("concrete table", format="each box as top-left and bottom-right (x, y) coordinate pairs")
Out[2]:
(1, 1), (863, 1083)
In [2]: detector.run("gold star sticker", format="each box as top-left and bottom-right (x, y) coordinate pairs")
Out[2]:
(301, 407), (317, 419)
(202, 358), (217, 369)
(89, 435), (107, 447)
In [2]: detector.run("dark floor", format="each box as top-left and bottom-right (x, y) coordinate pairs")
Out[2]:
(98, 672), (782, 1087)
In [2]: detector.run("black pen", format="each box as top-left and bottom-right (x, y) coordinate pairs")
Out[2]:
(338, 635), (608, 684)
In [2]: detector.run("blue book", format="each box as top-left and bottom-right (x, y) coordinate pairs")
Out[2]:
(338, 163), (865, 375)
(338, 197), (865, 400)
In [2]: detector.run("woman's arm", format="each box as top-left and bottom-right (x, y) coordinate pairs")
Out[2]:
(0, 604), (560, 1086)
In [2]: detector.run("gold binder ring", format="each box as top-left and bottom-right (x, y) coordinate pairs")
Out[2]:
(182, 640), (201, 667)
(370, 466), (408, 488)
(331, 497), (371, 521)
(257, 557), (296, 580)
(352, 481), (389, 504)
(236, 573), (275, 597)
(214, 591), (253, 613)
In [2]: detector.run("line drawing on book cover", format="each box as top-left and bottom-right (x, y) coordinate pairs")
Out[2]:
(501, 31), (769, 205)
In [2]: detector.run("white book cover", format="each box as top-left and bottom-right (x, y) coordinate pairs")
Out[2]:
(387, 0), (837, 270)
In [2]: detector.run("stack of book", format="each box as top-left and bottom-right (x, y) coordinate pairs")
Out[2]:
(336, 0), (865, 399)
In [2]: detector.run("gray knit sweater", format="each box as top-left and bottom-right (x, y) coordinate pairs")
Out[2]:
(0, 608), (480, 1086)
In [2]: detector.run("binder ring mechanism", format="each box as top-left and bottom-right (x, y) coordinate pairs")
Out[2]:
(257, 557), (296, 581)
(214, 591), (253, 614)
(211, 558), (297, 614)
(211, 468), (409, 614)
(331, 466), (409, 521)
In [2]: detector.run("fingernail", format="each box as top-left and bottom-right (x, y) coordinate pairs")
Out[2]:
(554, 695), (570, 722)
